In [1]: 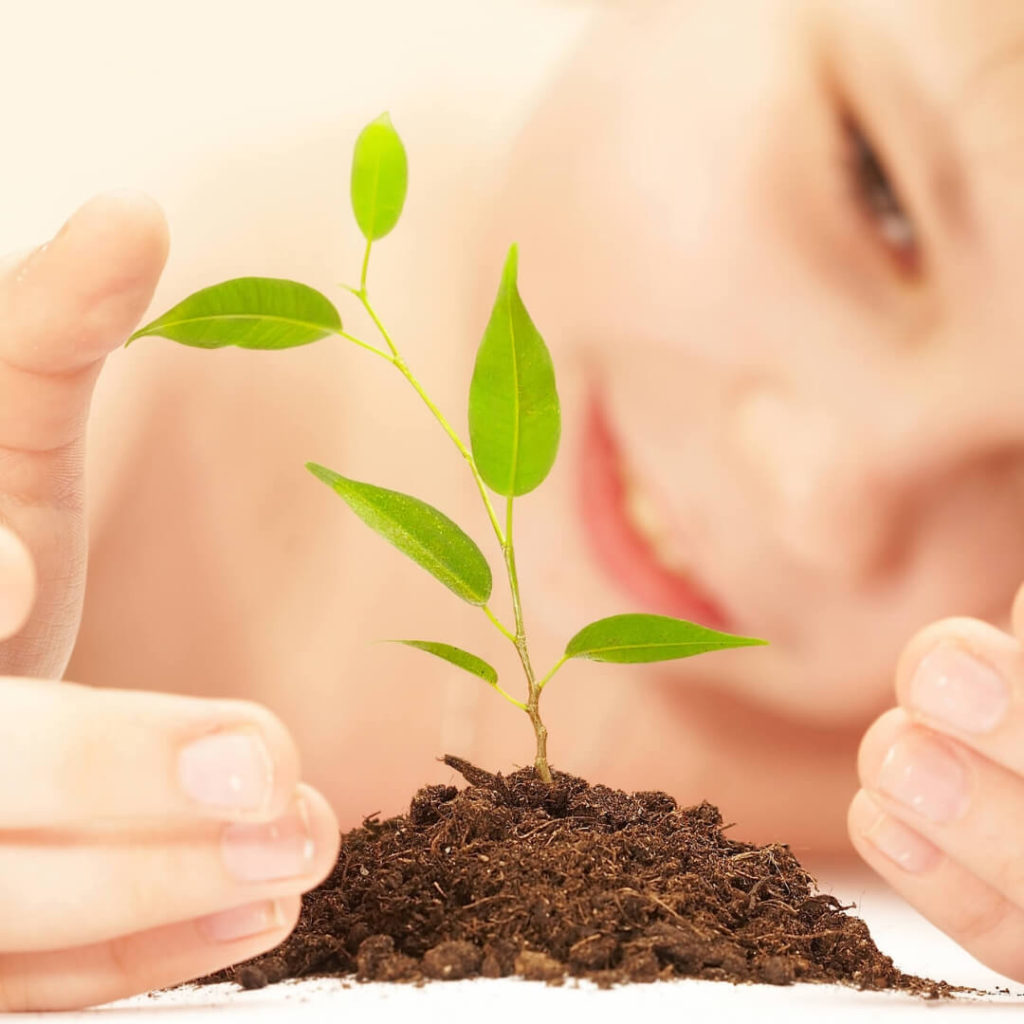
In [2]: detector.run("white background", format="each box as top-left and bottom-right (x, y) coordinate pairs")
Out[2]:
(0, 0), (590, 248)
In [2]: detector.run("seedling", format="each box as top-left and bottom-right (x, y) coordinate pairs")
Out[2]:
(127, 113), (767, 782)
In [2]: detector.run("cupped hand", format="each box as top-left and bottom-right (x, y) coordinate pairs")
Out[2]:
(0, 660), (340, 1010)
(0, 195), (341, 1009)
(849, 584), (1024, 982)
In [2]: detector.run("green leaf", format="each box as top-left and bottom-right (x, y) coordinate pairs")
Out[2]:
(388, 640), (498, 685)
(565, 613), (768, 664)
(468, 244), (561, 497)
(306, 463), (492, 605)
(125, 277), (341, 350)
(350, 112), (408, 242)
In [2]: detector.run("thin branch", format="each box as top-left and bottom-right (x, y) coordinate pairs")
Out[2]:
(483, 604), (516, 642)
(359, 238), (373, 294)
(336, 329), (393, 361)
(537, 654), (569, 692)
(492, 682), (527, 711)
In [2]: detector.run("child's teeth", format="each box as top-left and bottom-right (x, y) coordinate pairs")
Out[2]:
(623, 478), (669, 545)
(654, 544), (693, 574)
(622, 477), (692, 574)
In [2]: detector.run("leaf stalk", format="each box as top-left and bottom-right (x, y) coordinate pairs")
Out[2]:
(337, 329), (393, 361)
(359, 295), (506, 546)
(483, 604), (516, 642)
(537, 653), (569, 692)
(492, 682), (528, 712)
(359, 238), (373, 295)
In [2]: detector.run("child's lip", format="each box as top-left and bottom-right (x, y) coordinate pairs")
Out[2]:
(577, 390), (733, 632)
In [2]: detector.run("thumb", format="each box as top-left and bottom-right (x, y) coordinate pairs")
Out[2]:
(0, 188), (170, 378)
(0, 525), (36, 641)
(0, 190), (169, 677)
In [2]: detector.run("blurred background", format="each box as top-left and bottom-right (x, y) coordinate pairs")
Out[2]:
(1, 0), (590, 248)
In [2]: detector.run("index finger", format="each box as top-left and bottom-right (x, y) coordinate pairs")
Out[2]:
(0, 677), (301, 827)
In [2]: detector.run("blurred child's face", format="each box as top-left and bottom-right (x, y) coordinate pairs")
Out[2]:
(496, 0), (1024, 725)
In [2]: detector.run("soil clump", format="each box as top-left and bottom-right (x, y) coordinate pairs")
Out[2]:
(202, 757), (961, 996)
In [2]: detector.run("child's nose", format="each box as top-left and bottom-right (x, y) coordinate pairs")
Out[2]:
(730, 379), (904, 583)
(731, 361), (1024, 585)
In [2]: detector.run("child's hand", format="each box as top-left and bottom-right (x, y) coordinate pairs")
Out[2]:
(0, 657), (340, 1010)
(849, 586), (1024, 982)
(0, 189), (167, 681)
(0, 195), (341, 1009)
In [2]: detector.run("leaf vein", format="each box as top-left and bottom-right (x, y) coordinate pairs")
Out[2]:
(506, 263), (521, 493)
(575, 641), (755, 654)
(141, 313), (338, 334)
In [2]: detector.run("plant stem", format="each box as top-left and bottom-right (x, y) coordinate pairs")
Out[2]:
(504, 496), (551, 782)
(352, 281), (552, 782)
(358, 288), (399, 359)
(392, 354), (507, 546)
(356, 288), (506, 546)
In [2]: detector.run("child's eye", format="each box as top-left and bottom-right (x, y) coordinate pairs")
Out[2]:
(844, 120), (919, 272)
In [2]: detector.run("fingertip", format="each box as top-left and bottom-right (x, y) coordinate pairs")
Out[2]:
(78, 188), (169, 236)
(66, 188), (171, 279)
(195, 895), (301, 948)
(847, 787), (882, 844)
(219, 700), (303, 821)
(894, 617), (1011, 709)
(0, 524), (36, 639)
(848, 788), (943, 876)
(856, 706), (908, 784)
(169, 697), (303, 823)
(38, 189), (171, 328)
(2, 189), (174, 374)
(295, 782), (341, 888)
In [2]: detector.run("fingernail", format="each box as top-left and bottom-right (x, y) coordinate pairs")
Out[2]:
(877, 733), (970, 823)
(178, 729), (274, 812)
(197, 899), (287, 942)
(222, 797), (315, 882)
(863, 810), (942, 874)
(909, 644), (1009, 734)
(0, 526), (33, 638)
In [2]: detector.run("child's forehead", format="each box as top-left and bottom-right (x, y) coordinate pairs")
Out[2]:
(816, 0), (1024, 209)
(828, 0), (1024, 112)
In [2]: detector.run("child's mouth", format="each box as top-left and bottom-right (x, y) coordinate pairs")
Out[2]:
(578, 391), (733, 632)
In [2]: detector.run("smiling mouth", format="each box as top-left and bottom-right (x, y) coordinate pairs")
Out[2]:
(577, 391), (733, 632)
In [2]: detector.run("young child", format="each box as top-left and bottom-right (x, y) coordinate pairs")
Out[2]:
(2, 0), (1024, 1008)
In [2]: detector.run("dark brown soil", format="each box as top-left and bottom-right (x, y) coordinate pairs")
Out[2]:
(200, 757), (963, 996)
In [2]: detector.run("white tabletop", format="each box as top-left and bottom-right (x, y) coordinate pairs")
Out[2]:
(9, 875), (1018, 1022)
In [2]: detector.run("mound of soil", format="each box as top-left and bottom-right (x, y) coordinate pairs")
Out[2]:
(201, 757), (958, 996)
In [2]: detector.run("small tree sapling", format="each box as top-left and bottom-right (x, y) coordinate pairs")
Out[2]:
(127, 113), (768, 783)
